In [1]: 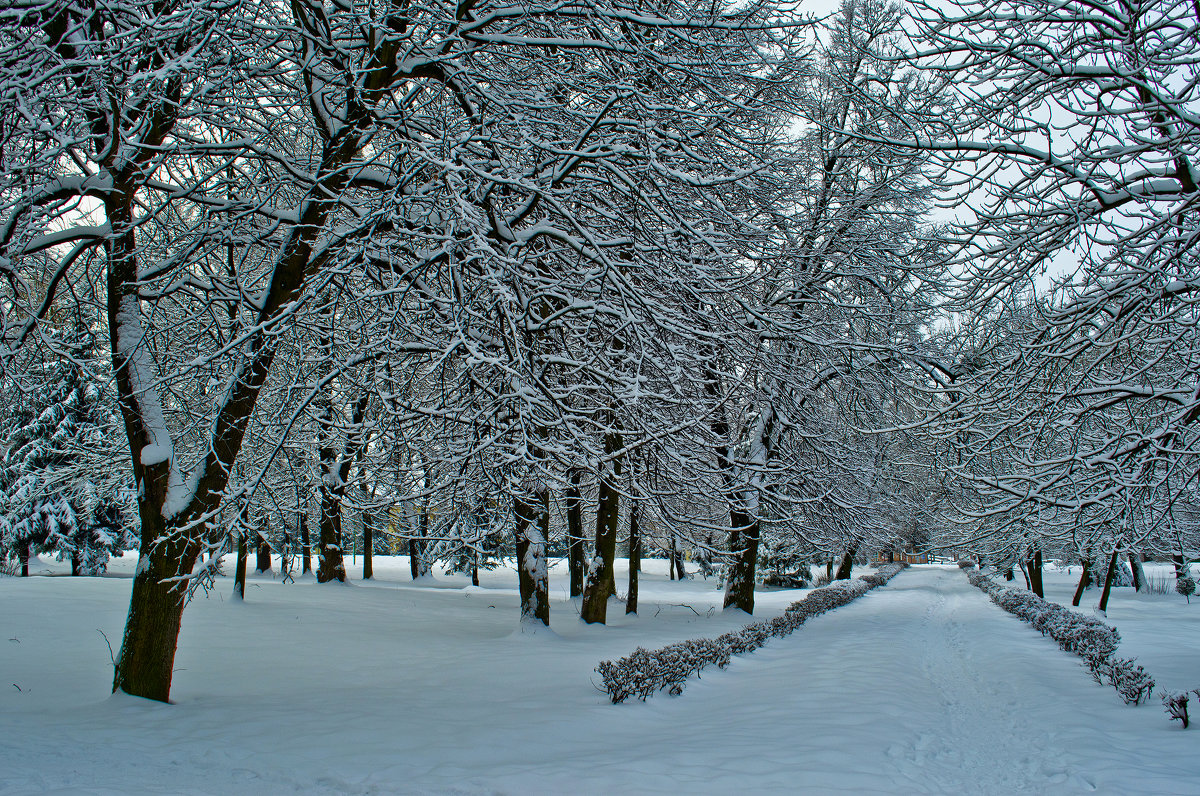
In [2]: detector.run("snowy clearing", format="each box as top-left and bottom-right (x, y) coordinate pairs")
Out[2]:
(1, 562), (1196, 795)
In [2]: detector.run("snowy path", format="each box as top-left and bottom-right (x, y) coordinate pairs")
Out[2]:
(1, 564), (1195, 794)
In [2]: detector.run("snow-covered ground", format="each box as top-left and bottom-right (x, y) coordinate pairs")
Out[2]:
(1, 560), (1196, 794)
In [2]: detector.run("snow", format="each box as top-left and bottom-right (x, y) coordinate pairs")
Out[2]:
(1, 562), (1196, 794)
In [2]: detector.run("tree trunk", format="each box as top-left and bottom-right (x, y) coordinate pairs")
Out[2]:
(1029, 549), (1044, 598)
(362, 513), (373, 580)
(111, 543), (192, 702)
(834, 544), (857, 580)
(471, 550), (480, 587)
(316, 489), (345, 583)
(1098, 547), (1121, 613)
(1072, 556), (1092, 607)
(255, 533), (271, 573)
(580, 432), (622, 624)
(1172, 553), (1185, 578)
(722, 508), (759, 611)
(826, 558), (833, 580)
(626, 500), (640, 615)
(300, 512), (311, 575)
(233, 530), (248, 600)
(1004, 566), (1014, 581)
(19, 538), (29, 577)
(71, 550), (81, 576)
(566, 469), (585, 598)
(514, 489), (550, 626)
(1128, 551), (1145, 592)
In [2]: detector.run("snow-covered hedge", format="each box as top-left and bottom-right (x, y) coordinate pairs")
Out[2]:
(597, 563), (908, 703)
(964, 570), (1156, 705)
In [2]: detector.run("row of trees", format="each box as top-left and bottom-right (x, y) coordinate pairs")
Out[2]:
(2, 0), (1196, 703)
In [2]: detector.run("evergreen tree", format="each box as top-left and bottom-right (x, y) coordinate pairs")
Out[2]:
(0, 333), (132, 574)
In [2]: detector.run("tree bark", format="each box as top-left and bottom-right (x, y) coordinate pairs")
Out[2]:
(834, 544), (857, 580)
(514, 489), (550, 626)
(1029, 549), (1044, 598)
(1128, 551), (1145, 592)
(626, 500), (640, 615)
(300, 512), (311, 575)
(317, 488), (345, 583)
(362, 513), (374, 580)
(1072, 556), (1092, 607)
(723, 509), (759, 610)
(255, 533), (271, 573)
(1098, 547), (1121, 613)
(233, 530), (248, 600)
(580, 431), (622, 624)
(566, 469), (585, 598)
(19, 538), (29, 577)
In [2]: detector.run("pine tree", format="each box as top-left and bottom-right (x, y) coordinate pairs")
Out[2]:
(0, 333), (132, 574)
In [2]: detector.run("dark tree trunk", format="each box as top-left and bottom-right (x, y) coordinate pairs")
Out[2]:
(255, 534), (271, 573)
(362, 513), (373, 580)
(300, 512), (311, 575)
(626, 501), (641, 615)
(581, 430), (622, 624)
(316, 490), (345, 583)
(1128, 551), (1143, 592)
(410, 495), (431, 580)
(668, 539), (676, 581)
(1098, 547), (1121, 613)
(514, 489), (550, 626)
(1072, 556), (1092, 607)
(834, 544), (857, 580)
(566, 469), (585, 598)
(19, 538), (29, 577)
(826, 559), (833, 580)
(111, 531), (197, 702)
(471, 550), (480, 587)
(1172, 553), (1185, 578)
(1004, 566), (1014, 581)
(71, 551), (80, 576)
(233, 530), (248, 600)
(671, 535), (687, 580)
(722, 508), (759, 611)
(1029, 549), (1044, 598)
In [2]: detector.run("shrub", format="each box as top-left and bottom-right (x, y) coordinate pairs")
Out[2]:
(597, 563), (908, 703)
(1176, 575), (1195, 603)
(1162, 691), (1193, 729)
(1100, 657), (1156, 705)
(957, 559), (975, 569)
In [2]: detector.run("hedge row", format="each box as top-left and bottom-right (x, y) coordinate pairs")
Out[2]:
(965, 570), (1155, 705)
(597, 563), (908, 704)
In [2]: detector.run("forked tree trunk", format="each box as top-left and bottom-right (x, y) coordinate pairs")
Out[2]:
(1072, 556), (1092, 607)
(300, 513), (311, 575)
(581, 432), (622, 624)
(1098, 547), (1121, 613)
(514, 489), (550, 626)
(255, 534), (271, 573)
(566, 469), (585, 598)
(627, 501), (640, 615)
(233, 530), (248, 600)
(362, 514), (373, 580)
